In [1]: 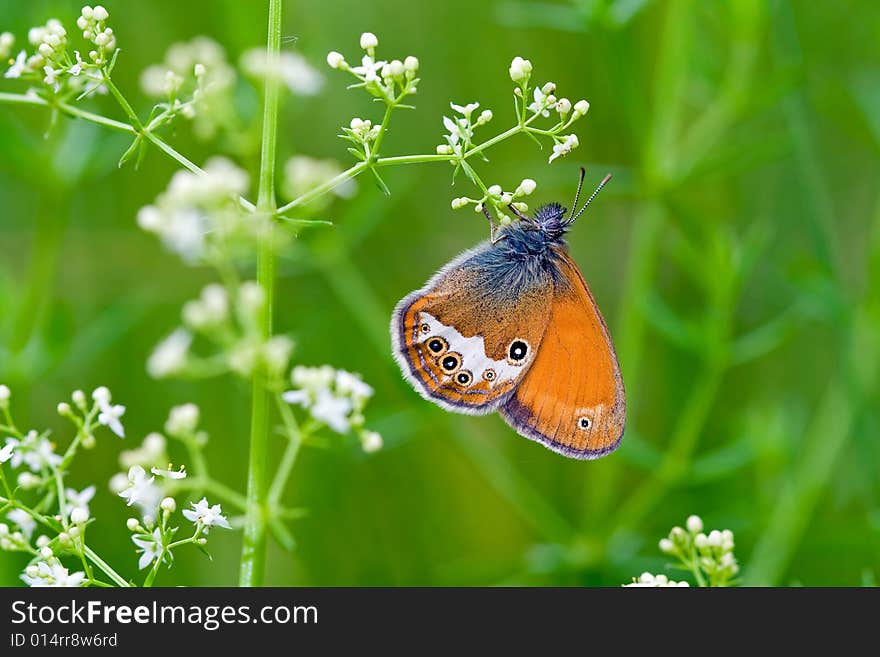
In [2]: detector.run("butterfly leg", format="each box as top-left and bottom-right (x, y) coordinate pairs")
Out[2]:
(481, 203), (506, 244)
(507, 203), (532, 222)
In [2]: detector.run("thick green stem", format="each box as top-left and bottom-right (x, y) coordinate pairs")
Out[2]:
(240, 0), (282, 588)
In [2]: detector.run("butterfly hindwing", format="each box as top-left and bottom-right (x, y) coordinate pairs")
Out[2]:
(500, 249), (625, 459)
(391, 243), (555, 415)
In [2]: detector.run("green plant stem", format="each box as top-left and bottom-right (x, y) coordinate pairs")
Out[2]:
(268, 394), (304, 506)
(240, 0), (282, 588)
(0, 92), (256, 212)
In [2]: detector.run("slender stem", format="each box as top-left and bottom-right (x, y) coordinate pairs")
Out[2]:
(102, 76), (143, 129)
(82, 546), (130, 587)
(268, 395), (304, 505)
(240, 0), (282, 588)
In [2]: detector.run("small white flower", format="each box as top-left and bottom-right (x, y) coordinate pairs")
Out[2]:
(282, 389), (311, 406)
(119, 433), (167, 470)
(516, 178), (537, 196)
(572, 99), (590, 117)
(6, 434), (62, 472)
(350, 54), (386, 84)
(5, 51), (28, 79)
(151, 465), (187, 480)
(548, 134), (579, 163)
(686, 515), (703, 534)
(17, 472), (41, 489)
(360, 430), (383, 453)
(0, 32), (14, 60)
(450, 101), (480, 119)
(240, 49), (324, 95)
(65, 485), (96, 519)
(0, 442), (13, 464)
(7, 508), (36, 538)
(183, 497), (231, 532)
(132, 528), (163, 570)
(556, 97), (572, 116)
(97, 401), (126, 438)
(311, 389), (353, 434)
(22, 561), (86, 587)
(164, 403), (200, 437)
(326, 50), (346, 69)
(147, 329), (192, 378)
(335, 370), (373, 403)
(118, 465), (161, 513)
(70, 507), (89, 524)
(508, 56), (532, 83)
(359, 32), (378, 51)
(528, 86), (555, 117)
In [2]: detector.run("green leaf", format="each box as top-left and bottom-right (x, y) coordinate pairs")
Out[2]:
(371, 167), (391, 195)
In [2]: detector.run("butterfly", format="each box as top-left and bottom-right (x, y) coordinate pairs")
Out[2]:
(391, 169), (625, 459)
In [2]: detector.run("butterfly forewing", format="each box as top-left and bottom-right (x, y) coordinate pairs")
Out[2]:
(391, 244), (554, 415)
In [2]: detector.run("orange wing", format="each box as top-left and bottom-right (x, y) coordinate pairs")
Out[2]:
(500, 250), (625, 459)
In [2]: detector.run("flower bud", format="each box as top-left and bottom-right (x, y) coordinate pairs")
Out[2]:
(659, 538), (675, 554)
(694, 532), (708, 549)
(451, 197), (468, 210)
(436, 144), (453, 155)
(93, 5), (109, 21)
(36, 535), (50, 548)
(404, 56), (419, 73)
(70, 508), (89, 524)
(477, 109), (493, 125)
(541, 81), (556, 94)
(72, 389), (86, 409)
(388, 59), (404, 78)
(57, 402), (72, 416)
(40, 545), (53, 559)
(326, 51), (346, 69)
(508, 56), (532, 83)
(126, 518), (140, 531)
(573, 99), (590, 117)
(556, 98), (572, 115)
(487, 184), (502, 197)
(359, 32), (378, 50)
(161, 497), (177, 513)
(686, 515), (703, 534)
(0, 384), (9, 402)
(500, 193), (513, 205)
(516, 178), (537, 196)
(707, 530), (723, 548)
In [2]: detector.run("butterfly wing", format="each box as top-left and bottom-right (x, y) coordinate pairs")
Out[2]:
(500, 249), (625, 459)
(391, 243), (555, 415)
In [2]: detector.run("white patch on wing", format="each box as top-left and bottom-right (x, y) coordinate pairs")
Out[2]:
(419, 312), (527, 386)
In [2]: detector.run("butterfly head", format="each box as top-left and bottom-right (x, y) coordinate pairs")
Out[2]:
(531, 202), (569, 240)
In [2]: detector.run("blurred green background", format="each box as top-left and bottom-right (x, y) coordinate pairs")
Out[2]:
(1, 0), (879, 586)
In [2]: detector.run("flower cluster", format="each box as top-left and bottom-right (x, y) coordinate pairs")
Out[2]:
(3, 8), (113, 97)
(21, 551), (85, 587)
(328, 33), (419, 164)
(140, 37), (236, 140)
(626, 514), (740, 588)
(137, 157), (252, 264)
(624, 572), (690, 587)
(282, 155), (357, 214)
(240, 47), (323, 96)
(283, 366), (382, 452)
(451, 177), (537, 224)
(438, 101), (494, 158)
(658, 514), (739, 586)
(147, 281), (294, 383)
(508, 56), (589, 164)
(327, 32), (419, 104)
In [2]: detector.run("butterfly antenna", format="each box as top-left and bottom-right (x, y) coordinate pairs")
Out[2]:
(568, 173), (612, 224)
(569, 166), (587, 217)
